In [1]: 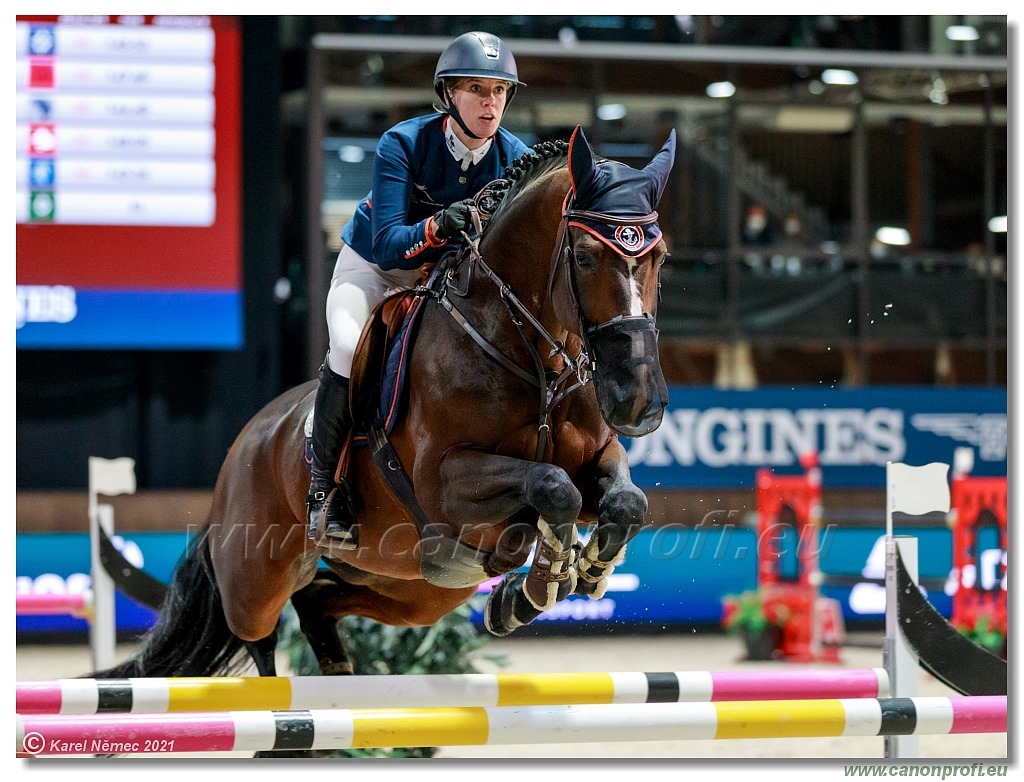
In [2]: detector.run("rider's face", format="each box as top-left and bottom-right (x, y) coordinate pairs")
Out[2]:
(448, 78), (509, 145)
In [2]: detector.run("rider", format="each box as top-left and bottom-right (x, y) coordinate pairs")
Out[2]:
(307, 31), (532, 543)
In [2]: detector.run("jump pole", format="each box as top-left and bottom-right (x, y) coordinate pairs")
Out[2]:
(16, 668), (892, 715)
(15, 592), (94, 618)
(16, 696), (1006, 756)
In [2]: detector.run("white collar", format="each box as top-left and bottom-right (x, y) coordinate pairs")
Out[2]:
(444, 118), (493, 171)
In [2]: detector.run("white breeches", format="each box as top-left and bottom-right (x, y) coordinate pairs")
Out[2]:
(326, 244), (421, 377)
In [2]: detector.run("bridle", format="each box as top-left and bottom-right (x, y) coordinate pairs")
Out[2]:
(428, 194), (661, 461)
(557, 194), (662, 379)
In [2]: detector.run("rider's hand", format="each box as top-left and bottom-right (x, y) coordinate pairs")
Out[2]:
(433, 198), (476, 240)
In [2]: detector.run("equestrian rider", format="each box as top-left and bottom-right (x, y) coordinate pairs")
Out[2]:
(307, 31), (531, 543)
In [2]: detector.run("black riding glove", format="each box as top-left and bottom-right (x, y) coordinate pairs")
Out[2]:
(433, 198), (476, 240)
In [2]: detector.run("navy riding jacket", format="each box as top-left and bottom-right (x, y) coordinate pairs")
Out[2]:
(341, 114), (531, 271)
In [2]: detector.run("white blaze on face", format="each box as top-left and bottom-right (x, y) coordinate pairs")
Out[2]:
(626, 258), (643, 316)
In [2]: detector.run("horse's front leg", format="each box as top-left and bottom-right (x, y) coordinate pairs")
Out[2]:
(436, 450), (582, 636)
(574, 437), (649, 599)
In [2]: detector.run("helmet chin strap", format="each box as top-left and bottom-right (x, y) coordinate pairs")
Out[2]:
(443, 85), (485, 141)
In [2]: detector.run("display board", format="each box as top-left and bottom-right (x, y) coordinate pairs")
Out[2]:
(15, 15), (242, 349)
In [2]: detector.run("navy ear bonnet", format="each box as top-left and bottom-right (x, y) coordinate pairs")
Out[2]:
(566, 125), (677, 257)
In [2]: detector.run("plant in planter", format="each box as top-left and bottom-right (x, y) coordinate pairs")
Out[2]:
(274, 594), (507, 758)
(721, 589), (790, 660)
(954, 610), (1007, 659)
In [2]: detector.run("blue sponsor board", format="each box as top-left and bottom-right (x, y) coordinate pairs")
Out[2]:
(16, 288), (243, 349)
(21, 524), (1006, 636)
(16, 532), (186, 636)
(472, 525), (959, 628)
(625, 387), (1006, 489)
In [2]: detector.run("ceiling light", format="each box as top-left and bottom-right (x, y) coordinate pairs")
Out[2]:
(597, 103), (627, 121)
(706, 81), (735, 99)
(946, 25), (980, 41)
(988, 216), (1007, 233)
(875, 227), (911, 246)
(339, 145), (366, 164)
(821, 69), (858, 86)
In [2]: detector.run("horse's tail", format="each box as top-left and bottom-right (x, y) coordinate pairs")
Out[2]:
(85, 523), (247, 679)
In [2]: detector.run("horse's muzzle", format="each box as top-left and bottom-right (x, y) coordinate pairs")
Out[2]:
(587, 316), (669, 437)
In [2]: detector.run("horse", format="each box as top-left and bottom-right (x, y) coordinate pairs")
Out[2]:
(92, 124), (676, 681)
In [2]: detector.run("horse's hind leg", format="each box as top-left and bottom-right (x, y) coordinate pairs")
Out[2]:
(290, 572), (354, 675)
(574, 438), (648, 599)
(246, 632), (282, 758)
(244, 630), (279, 677)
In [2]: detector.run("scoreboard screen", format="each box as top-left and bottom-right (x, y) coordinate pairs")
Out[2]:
(15, 15), (243, 349)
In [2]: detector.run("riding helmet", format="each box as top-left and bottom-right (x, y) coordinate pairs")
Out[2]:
(433, 31), (525, 105)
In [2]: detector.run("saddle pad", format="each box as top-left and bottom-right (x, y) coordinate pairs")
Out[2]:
(369, 293), (427, 436)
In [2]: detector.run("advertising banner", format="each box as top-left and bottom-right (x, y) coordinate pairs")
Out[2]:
(626, 386), (1006, 488)
(18, 523), (1004, 635)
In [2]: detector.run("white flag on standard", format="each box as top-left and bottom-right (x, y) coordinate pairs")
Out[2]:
(88, 456), (137, 497)
(887, 462), (950, 516)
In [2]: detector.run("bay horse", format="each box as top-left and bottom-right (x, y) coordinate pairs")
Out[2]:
(92, 125), (676, 680)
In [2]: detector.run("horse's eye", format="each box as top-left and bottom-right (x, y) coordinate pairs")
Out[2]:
(574, 252), (594, 269)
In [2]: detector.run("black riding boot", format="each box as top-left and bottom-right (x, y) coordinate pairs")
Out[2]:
(306, 360), (357, 546)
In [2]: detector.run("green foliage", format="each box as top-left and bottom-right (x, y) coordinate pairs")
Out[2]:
(721, 589), (789, 635)
(960, 613), (1006, 655)
(274, 595), (507, 759)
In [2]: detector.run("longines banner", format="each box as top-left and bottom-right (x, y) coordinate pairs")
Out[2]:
(626, 387), (1007, 488)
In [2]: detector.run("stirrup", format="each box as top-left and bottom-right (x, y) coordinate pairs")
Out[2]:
(306, 489), (327, 540)
(307, 486), (357, 548)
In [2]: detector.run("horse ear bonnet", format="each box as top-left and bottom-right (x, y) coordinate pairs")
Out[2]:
(567, 125), (677, 258)
(643, 129), (676, 206)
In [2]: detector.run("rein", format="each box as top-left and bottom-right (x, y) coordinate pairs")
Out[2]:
(433, 206), (590, 462)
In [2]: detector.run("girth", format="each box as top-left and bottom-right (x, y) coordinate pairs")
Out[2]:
(367, 424), (492, 589)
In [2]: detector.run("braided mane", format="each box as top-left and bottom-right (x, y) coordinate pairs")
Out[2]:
(482, 140), (569, 230)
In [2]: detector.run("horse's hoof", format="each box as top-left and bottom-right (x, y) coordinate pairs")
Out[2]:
(320, 660), (354, 676)
(483, 587), (518, 637)
(484, 572), (531, 637)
